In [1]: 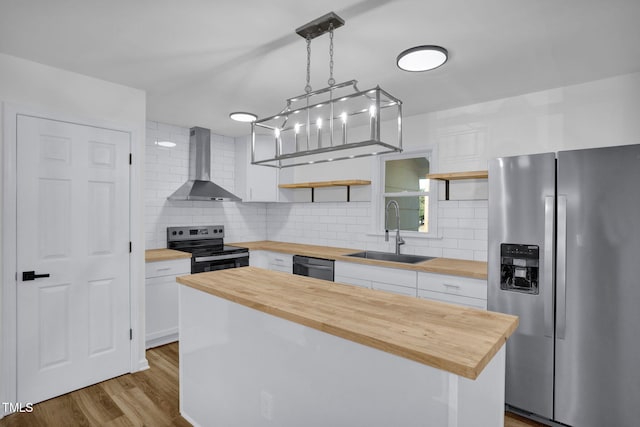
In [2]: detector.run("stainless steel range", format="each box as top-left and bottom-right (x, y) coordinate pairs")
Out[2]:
(167, 225), (249, 273)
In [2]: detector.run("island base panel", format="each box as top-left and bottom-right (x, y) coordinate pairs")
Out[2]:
(179, 285), (505, 427)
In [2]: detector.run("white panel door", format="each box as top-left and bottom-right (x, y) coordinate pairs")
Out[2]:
(16, 115), (131, 404)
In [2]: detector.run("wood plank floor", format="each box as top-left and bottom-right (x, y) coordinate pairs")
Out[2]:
(0, 343), (190, 427)
(505, 412), (547, 427)
(1, 342), (546, 426)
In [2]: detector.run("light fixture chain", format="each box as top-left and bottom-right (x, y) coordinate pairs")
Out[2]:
(328, 23), (335, 86)
(305, 35), (312, 94)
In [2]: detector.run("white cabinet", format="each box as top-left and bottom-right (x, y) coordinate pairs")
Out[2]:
(336, 260), (485, 304)
(335, 260), (417, 296)
(235, 135), (278, 202)
(248, 250), (268, 269)
(267, 252), (293, 273)
(249, 250), (292, 273)
(417, 272), (487, 309)
(145, 258), (190, 348)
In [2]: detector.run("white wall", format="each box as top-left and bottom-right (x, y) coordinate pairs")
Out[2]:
(0, 52), (147, 411)
(145, 121), (267, 249)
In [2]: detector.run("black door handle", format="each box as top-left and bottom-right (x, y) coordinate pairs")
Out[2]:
(22, 271), (50, 281)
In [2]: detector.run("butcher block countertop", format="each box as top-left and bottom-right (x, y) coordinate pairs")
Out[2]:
(145, 248), (191, 262)
(177, 267), (517, 379)
(231, 240), (488, 279)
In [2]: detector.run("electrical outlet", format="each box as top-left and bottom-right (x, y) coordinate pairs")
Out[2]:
(260, 390), (274, 420)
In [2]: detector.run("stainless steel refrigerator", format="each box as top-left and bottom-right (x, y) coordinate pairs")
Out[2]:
(488, 144), (640, 427)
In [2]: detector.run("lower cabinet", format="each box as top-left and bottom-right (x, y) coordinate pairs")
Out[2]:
(258, 256), (487, 308)
(248, 250), (269, 269)
(337, 260), (487, 308)
(267, 252), (293, 273)
(249, 250), (293, 273)
(145, 258), (190, 349)
(335, 261), (417, 296)
(417, 272), (487, 309)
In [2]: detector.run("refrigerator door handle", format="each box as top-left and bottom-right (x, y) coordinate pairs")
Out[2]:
(543, 195), (555, 338)
(556, 195), (568, 340)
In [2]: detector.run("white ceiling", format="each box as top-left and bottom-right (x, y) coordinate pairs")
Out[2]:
(1, 0), (640, 137)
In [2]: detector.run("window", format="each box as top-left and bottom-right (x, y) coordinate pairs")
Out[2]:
(377, 150), (437, 236)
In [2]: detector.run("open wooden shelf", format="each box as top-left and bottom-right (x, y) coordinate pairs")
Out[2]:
(278, 180), (371, 189)
(426, 171), (488, 181)
(426, 170), (488, 200)
(278, 180), (371, 202)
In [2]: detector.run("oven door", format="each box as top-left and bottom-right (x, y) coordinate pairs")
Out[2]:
(192, 252), (249, 273)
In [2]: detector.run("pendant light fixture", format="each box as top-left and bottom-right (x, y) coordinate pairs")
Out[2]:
(251, 12), (403, 168)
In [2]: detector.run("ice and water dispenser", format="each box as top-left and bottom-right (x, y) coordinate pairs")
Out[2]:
(500, 244), (539, 294)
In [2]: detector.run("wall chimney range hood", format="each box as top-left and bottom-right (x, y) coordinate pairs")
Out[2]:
(167, 127), (241, 201)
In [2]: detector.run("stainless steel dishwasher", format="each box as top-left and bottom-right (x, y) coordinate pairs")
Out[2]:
(292, 255), (334, 281)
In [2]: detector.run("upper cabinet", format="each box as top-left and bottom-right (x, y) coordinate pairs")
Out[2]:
(235, 135), (279, 202)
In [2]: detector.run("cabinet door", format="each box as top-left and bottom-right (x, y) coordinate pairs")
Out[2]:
(335, 274), (371, 289)
(145, 275), (179, 347)
(145, 259), (190, 348)
(249, 250), (269, 269)
(417, 272), (487, 309)
(417, 289), (487, 309)
(235, 135), (278, 202)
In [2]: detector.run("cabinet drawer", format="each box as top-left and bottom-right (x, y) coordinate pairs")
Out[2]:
(145, 259), (191, 278)
(417, 290), (487, 310)
(417, 273), (487, 300)
(372, 281), (416, 297)
(267, 252), (293, 268)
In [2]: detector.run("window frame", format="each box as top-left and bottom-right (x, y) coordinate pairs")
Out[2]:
(371, 148), (439, 238)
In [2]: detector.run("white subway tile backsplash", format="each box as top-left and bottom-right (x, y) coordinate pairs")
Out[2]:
(443, 248), (475, 259)
(144, 120), (266, 249)
(441, 228), (475, 240)
(264, 198), (488, 260)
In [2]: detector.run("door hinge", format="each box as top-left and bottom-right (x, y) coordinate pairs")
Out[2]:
(129, 153), (132, 165)
(130, 329), (133, 340)
(129, 242), (132, 253)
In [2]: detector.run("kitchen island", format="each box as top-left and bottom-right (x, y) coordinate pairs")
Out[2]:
(177, 267), (518, 427)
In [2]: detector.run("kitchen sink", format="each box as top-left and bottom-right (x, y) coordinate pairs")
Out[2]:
(345, 251), (435, 264)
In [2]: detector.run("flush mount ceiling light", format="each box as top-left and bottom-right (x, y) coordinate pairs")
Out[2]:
(396, 45), (448, 72)
(155, 140), (177, 148)
(250, 12), (403, 168)
(229, 112), (257, 122)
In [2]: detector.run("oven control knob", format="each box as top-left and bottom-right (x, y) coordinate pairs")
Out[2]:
(172, 231), (177, 235)
(178, 231), (183, 235)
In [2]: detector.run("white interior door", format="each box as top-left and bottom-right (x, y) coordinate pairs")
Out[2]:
(16, 115), (131, 404)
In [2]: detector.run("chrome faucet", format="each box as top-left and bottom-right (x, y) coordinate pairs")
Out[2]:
(385, 200), (405, 255)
